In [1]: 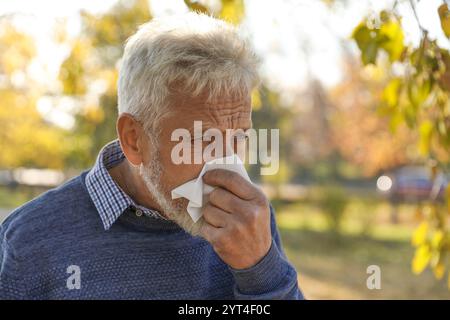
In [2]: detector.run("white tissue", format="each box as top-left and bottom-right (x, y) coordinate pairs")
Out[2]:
(171, 154), (251, 222)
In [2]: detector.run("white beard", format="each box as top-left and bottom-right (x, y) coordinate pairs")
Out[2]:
(138, 157), (205, 236)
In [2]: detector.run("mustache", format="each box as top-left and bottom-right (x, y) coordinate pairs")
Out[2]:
(138, 158), (206, 237)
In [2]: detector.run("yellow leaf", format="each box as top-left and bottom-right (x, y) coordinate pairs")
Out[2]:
(418, 120), (433, 156)
(382, 78), (402, 107)
(438, 4), (450, 38)
(220, 0), (245, 25)
(446, 184), (450, 214)
(412, 245), (431, 274)
(433, 261), (445, 280)
(251, 88), (261, 110)
(184, 0), (210, 14)
(379, 19), (404, 62)
(412, 221), (428, 246)
(431, 230), (444, 249)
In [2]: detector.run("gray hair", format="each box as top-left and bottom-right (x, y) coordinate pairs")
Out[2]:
(118, 12), (260, 135)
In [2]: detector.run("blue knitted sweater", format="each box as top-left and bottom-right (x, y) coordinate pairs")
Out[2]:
(0, 170), (303, 299)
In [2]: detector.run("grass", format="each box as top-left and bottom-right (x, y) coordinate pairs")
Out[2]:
(275, 200), (450, 299)
(0, 186), (30, 209)
(0, 185), (47, 209)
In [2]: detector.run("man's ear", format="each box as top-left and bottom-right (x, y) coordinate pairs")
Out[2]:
(116, 113), (148, 166)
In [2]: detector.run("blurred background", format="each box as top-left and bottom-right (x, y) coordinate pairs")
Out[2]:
(1, 0), (450, 299)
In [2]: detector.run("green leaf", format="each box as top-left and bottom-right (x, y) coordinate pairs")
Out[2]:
(407, 77), (431, 108)
(363, 41), (379, 65)
(351, 13), (404, 65)
(403, 103), (417, 128)
(438, 49), (450, 91)
(351, 22), (379, 65)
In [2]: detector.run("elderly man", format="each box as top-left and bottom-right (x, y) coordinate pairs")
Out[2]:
(0, 12), (303, 300)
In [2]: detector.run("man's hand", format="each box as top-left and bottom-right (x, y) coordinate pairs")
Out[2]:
(200, 169), (272, 270)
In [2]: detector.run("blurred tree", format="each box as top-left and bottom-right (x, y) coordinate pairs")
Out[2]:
(58, 0), (152, 168)
(251, 85), (295, 197)
(330, 56), (417, 177)
(288, 81), (334, 167)
(0, 20), (67, 169)
(351, 1), (450, 288)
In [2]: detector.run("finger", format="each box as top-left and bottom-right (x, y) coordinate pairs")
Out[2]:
(203, 169), (256, 200)
(199, 221), (222, 243)
(208, 187), (250, 215)
(201, 203), (229, 228)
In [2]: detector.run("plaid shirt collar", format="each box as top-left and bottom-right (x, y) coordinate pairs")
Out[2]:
(85, 139), (165, 230)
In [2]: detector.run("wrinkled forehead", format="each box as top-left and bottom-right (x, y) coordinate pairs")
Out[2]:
(204, 95), (252, 129)
(165, 92), (253, 132)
